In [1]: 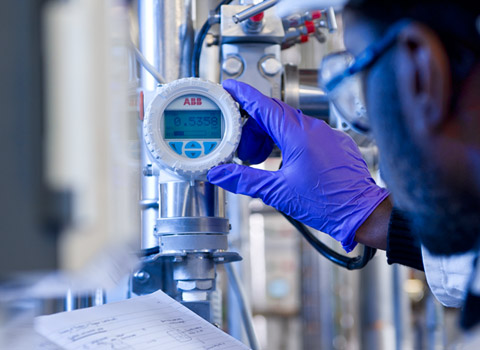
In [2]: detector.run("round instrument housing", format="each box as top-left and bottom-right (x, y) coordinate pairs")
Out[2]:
(143, 78), (241, 177)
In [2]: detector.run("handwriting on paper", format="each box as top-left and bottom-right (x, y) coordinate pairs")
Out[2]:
(35, 289), (250, 350)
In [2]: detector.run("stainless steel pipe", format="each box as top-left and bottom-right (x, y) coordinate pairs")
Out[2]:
(138, 0), (194, 87)
(137, 0), (194, 248)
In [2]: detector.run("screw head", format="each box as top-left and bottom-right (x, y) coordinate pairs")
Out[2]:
(260, 57), (282, 76)
(133, 270), (151, 283)
(222, 56), (244, 76)
(143, 164), (153, 176)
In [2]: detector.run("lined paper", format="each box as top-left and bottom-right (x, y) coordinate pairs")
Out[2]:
(35, 289), (250, 350)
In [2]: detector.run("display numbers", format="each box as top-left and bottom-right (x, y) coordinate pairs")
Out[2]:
(164, 110), (222, 140)
(172, 116), (219, 127)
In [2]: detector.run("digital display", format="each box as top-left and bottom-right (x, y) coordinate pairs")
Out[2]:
(164, 110), (222, 139)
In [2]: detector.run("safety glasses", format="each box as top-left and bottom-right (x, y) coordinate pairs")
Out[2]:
(319, 19), (412, 134)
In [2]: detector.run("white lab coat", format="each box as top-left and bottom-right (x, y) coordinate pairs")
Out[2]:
(421, 247), (476, 308)
(422, 247), (480, 350)
(422, 248), (480, 348)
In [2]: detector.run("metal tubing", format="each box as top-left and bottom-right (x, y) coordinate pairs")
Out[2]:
(137, 0), (195, 248)
(138, 0), (194, 87)
(226, 263), (260, 350)
(325, 6), (337, 33)
(132, 44), (166, 84)
(360, 253), (396, 350)
(232, 0), (279, 24)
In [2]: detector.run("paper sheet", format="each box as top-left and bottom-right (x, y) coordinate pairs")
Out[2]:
(35, 290), (250, 350)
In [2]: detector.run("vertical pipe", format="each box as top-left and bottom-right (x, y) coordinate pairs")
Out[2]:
(392, 265), (413, 350)
(425, 292), (446, 350)
(227, 192), (251, 343)
(226, 263), (261, 350)
(138, 0), (193, 86)
(360, 252), (396, 350)
(138, 0), (160, 249)
(137, 0), (194, 248)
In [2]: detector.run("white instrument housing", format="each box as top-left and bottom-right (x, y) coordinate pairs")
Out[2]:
(143, 78), (242, 178)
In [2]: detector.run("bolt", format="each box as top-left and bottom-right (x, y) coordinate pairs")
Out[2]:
(243, 14), (264, 34)
(195, 280), (214, 290)
(143, 164), (153, 176)
(222, 56), (244, 76)
(177, 280), (214, 291)
(205, 33), (219, 47)
(177, 280), (196, 291)
(133, 270), (150, 284)
(260, 57), (282, 76)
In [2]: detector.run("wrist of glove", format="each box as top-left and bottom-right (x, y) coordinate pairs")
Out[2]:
(207, 80), (389, 252)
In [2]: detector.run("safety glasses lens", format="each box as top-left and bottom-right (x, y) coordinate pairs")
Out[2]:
(320, 52), (370, 134)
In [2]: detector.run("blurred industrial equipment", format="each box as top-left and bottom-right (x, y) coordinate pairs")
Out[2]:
(0, 0), (461, 349)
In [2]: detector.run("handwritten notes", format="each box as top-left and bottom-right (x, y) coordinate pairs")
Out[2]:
(35, 290), (250, 350)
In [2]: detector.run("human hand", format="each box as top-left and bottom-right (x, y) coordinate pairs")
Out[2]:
(207, 80), (389, 252)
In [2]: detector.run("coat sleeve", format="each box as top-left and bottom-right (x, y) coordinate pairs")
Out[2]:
(386, 208), (424, 271)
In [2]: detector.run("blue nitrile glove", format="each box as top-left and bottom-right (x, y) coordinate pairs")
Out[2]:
(208, 80), (390, 252)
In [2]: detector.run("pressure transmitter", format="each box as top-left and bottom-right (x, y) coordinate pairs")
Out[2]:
(143, 78), (242, 177)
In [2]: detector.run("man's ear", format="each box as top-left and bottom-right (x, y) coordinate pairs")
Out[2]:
(394, 23), (452, 138)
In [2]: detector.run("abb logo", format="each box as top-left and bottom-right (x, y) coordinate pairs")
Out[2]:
(184, 97), (202, 106)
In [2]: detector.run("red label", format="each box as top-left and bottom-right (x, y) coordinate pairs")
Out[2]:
(139, 91), (144, 121)
(183, 97), (202, 106)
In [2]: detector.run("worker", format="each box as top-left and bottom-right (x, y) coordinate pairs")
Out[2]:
(207, 0), (480, 342)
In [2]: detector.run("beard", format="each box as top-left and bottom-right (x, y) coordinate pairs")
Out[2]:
(366, 49), (480, 255)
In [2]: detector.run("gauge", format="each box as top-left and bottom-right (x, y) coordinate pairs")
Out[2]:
(143, 78), (242, 177)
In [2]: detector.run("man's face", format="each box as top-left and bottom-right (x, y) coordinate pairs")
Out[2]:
(342, 10), (480, 255)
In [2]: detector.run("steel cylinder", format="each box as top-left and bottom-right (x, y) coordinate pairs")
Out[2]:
(156, 181), (229, 254)
(283, 64), (329, 119)
(159, 181), (225, 218)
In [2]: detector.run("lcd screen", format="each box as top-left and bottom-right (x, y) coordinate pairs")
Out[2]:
(164, 110), (222, 139)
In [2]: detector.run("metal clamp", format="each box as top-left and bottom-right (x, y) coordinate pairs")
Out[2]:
(155, 217), (230, 235)
(160, 234), (228, 254)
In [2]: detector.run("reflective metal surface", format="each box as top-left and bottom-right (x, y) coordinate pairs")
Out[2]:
(283, 64), (329, 119)
(138, 0), (194, 248)
(160, 234), (228, 253)
(140, 147), (159, 249)
(156, 217), (230, 235)
(138, 0), (193, 87)
(232, 0), (279, 24)
(174, 254), (215, 281)
(159, 181), (225, 218)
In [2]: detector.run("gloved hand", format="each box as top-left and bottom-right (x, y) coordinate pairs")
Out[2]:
(207, 80), (389, 252)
